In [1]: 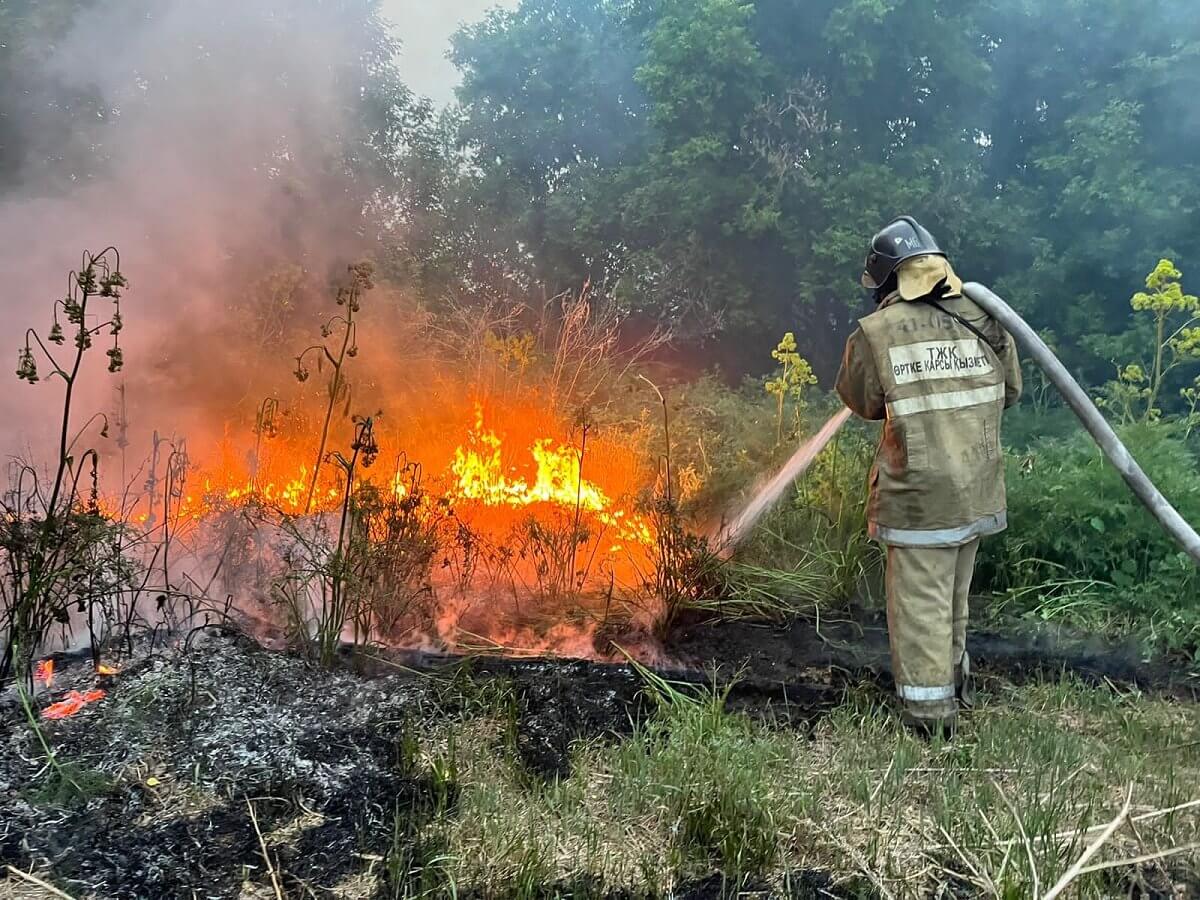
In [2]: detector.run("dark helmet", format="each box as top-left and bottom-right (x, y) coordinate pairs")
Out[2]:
(861, 215), (945, 290)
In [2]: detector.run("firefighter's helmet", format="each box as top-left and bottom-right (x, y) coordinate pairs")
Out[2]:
(861, 216), (945, 290)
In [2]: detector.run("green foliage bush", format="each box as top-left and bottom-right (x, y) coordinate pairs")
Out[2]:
(656, 375), (881, 606)
(1000, 405), (1080, 452)
(978, 422), (1200, 656)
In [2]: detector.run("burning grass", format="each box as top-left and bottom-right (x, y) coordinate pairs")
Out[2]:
(4, 255), (704, 677)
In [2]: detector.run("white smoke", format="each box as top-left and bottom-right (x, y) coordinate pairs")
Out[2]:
(380, 0), (520, 105)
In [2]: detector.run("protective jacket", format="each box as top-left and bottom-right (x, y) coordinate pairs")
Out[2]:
(836, 257), (1022, 548)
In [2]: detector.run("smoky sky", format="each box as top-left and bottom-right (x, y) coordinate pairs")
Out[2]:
(381, 0), (518, 104)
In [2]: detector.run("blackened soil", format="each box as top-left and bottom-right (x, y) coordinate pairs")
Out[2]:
(351, 649), (852, 781)
(476, 656), (844, 778)
(347, 601), (1200, 782)
(1, 631), (452, 900)
(35, 794), (281, 896)
(668, 604), (1200, 702)
(445, 869), (877, 899)
(506, 659), (649, 780)
(24, 767), (446, 899)
(350, 652), (656, 780)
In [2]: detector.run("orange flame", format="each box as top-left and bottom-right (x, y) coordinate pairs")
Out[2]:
(35, 659), (54, 687)
(446, 405), (653, 551)
(42, 689), (106, 720)
(96, 663), (119, 676)
(104, 399), (656, 564)
(451, 409), (608, 511)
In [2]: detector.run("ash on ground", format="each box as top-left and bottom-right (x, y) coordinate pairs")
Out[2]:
(0, 630), (657, 899)
(1, 631), (452, 898)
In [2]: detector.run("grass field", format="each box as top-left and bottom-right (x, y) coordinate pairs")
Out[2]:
(410, 674), (1200, 898)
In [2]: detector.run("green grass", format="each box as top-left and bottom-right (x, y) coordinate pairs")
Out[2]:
(401, 674), (1200, 898)
(606, 674), (793, 878)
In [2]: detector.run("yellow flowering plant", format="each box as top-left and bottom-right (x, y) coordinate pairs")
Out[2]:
(764, 331), (817, 444)
(1098, 259), (1199, 424)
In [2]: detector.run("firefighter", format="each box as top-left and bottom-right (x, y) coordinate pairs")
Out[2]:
(835, 216), (1022, 736)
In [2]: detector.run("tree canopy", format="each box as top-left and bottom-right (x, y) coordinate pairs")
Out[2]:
(3, 0), (1197, 391)
(440, 0), (1200, 382)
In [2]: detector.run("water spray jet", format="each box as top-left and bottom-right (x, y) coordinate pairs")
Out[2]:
(713, 408), (853, 553)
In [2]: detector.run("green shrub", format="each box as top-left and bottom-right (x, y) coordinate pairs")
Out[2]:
(1001, 405), (1080, 451)
(979, 422), (1200, 655)
(629, 376), (882, 617)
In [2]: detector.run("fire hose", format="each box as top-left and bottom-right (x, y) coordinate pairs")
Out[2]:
(717, 282), (1200, 566)
(964, 281), (1200, 565)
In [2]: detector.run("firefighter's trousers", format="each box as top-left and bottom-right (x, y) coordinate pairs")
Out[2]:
(885, 538), (979, 722)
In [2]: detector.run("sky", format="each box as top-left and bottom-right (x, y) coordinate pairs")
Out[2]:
(380, 0), (519, 104)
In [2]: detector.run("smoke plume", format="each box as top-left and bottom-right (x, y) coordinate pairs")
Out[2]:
(0, 0), (403, 464)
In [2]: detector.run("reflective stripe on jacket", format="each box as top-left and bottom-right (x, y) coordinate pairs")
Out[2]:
(836, 282), (1022, 548)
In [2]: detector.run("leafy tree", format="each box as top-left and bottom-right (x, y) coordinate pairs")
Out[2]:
(450, 0), (649, 293)
(444, 0), (1200, 385)
(978, 0), (1200, 384)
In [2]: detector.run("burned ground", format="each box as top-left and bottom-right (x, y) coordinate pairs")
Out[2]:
(1, 630), (448, 898)
(2, 610), (1198, 899)
(670, 605), (1200, 703)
